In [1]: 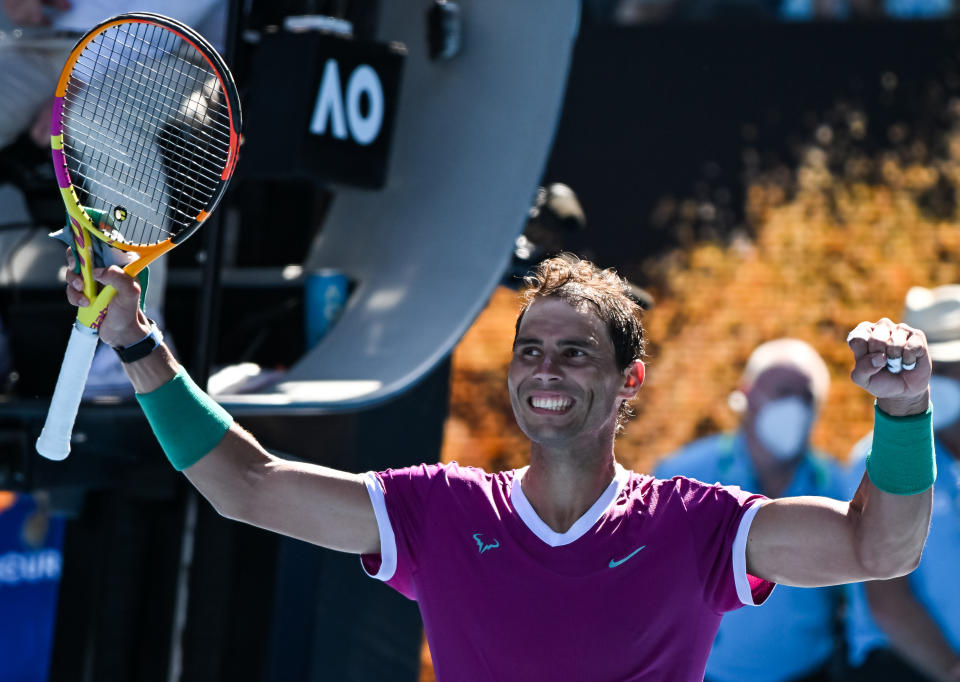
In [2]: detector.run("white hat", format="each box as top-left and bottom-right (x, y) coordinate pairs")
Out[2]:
(729, 338), (830, 413)
(903, 285), (960, 362)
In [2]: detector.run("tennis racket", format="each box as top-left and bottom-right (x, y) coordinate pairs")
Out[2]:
(36, 12), (242, 461)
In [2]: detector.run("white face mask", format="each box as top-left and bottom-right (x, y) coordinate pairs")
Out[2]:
(930, 375), (960, 431)
(753, 396), (815, 461)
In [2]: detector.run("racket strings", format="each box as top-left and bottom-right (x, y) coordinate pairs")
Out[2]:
(61, 88), (228, 188)
(61, 97), (226, 198)
(87, 24), (229, 213)
(76, 23), (233, 134)
(107, 26), (232, 140)
(60, 147), (176, 241)
(71, 28), (232, 170)
(60, 20), (233, 246)
(140, 24), (229, 228)
(68, 52), (230, 145)
(63, 102), (223, 245)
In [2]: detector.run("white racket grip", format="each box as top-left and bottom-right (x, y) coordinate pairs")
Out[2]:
(36, 322), (99, 461)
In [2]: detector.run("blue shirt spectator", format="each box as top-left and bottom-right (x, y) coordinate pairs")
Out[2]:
(0, 491), (66, 682)
(780, 0), (950, 20)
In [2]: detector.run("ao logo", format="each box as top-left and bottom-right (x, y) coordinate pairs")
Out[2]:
(309, 59), (384, 146)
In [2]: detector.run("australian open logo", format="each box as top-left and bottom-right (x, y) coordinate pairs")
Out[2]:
(309, 58), (384, 146)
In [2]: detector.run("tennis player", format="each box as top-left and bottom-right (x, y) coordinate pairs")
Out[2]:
(66, 253), (935, 681)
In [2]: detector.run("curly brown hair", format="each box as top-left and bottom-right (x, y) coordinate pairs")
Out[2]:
(514, 254), (645, 431)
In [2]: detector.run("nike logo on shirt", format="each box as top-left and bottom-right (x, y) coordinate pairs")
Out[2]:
(609, 545), (646, 568)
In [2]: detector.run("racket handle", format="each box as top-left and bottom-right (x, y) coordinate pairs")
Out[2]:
(36, 322), (99, 461)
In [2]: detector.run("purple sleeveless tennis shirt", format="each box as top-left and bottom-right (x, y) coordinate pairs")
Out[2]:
(361, 462), (774, 681)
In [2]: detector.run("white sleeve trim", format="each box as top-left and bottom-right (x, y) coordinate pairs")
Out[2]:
(360, 471), (397, 582)
(732, 499), (768, 606)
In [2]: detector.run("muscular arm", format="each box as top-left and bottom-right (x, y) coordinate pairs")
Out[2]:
(187, 430), (379, 555)
(73, 263), (381, 555)
(746, 319), (933, 587)
(866, 577), (960, 682)
(130, 343), (380, 555)
(746, 465), (930, 586)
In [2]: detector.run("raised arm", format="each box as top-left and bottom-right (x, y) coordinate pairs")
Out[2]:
(745, 319), (933, 587)
(66, 257), (380, 555)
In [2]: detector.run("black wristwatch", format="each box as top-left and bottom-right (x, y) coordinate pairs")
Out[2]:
(112, 319), (163, 363)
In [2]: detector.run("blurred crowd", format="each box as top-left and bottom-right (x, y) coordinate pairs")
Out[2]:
(585, 0), (955, 22)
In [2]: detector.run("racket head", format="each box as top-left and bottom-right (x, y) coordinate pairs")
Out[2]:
(50, 12), (242, 257)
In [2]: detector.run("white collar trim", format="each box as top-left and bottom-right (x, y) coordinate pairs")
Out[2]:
(510, 463), (630, 547)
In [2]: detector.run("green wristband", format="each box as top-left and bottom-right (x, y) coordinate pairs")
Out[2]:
(136, 367), (234, 471)
(865, 403), (936, 495)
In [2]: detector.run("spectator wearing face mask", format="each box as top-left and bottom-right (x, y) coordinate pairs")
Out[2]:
(844, 286), (960, 682)
(655, 338), (845, 682)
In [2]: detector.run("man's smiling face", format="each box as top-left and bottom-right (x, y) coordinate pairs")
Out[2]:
(508, 296), (635, 447)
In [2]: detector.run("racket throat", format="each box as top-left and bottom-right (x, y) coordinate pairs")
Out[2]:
(83, 205), (128, 241)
